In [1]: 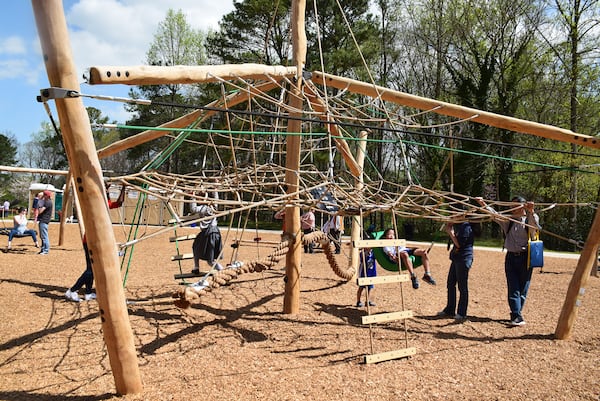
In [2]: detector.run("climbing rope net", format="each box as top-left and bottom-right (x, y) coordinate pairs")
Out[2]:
(82, 69), (596, 309)
(64, 3), (597, 307)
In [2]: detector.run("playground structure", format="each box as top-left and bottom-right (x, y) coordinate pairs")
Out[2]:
(30, 0), (599, 395)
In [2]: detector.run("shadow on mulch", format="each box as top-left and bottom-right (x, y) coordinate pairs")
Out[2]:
(0, 391), (115, 401)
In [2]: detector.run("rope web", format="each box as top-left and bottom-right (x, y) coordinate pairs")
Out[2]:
(61, 2), (597, 306)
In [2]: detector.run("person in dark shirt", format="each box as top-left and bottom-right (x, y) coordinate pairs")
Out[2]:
(65, 184), (125, 302)
(37, 190), (53, 255)
(438, 221), (475, 320)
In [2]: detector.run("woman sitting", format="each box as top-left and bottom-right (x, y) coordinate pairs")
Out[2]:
(7, 207), (39, 249)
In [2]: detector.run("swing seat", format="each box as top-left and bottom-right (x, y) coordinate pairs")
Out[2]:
(0, 228), (36, 239)
(371, 231), (422, 272)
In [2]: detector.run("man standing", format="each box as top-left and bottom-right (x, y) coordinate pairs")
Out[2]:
(476, 196), (540, 326)
(2, 199), (9, 218)
(324, 213), (344, 254)
(37, 190), (53, 255)
(439, 221), (475, 320)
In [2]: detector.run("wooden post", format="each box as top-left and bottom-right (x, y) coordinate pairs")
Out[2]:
(283, 0), (307, 314)
(555, 207), (600, 339)
(88, 64), (296, 85)
(31, 0), (142, 394)
(69, 175), (86, 240)
(311, 71), (599, 150)
(57, 170), (73, 246)
(304, 85), (361, 176)
(350, 131), (369, 272)
(96, 80), (281, 160)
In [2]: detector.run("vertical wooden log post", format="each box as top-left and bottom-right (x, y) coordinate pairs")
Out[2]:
(283, 0), (307, 314)
(70, 175), (87, 240)
(58, 170), (72, 246)
(350, 131), (369, 272)
(31, 0), (142, 394)
(555, 207), (600, 339)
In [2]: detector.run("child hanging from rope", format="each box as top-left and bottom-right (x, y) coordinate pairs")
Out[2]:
(191, 191), (224, 274)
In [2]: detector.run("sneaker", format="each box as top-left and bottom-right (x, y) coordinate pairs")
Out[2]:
(38, 251), (48, 255)
(368, 301), (376, 307)
(437, 310), (452, 317)
(411, 274), (420, 289)
(454, 314), (467, 320)
(356, 301), (364, 307)
(191, 279), (209, 290)
(509, 316), (526, 326)
(422, 274), (437, 285)
(84, 293), (97, 301)
(228, 261), (244, 269)
(214, 264), (224, 271)
(65, 290), (81, 302)
(191, 268), (200, 275)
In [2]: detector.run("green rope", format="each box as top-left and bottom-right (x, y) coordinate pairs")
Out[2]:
(120, 120), (202, 287)
(109, 122), (595, 174)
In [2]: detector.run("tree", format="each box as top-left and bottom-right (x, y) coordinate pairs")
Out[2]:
(0, 132), (18, 199)
(207, 0), (380, 77)
(125, 9), (208, 173)
(86, 107), (131, 174)
(19, 122), (67, 188)
(207, 0), (292, 65)
(540, 0), (600, 245)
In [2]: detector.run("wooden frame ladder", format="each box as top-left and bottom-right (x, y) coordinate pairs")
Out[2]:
(353, 238), (417, 364)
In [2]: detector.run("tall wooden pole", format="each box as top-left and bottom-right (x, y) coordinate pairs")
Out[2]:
(57, 170), (73, 246)
(31, 0), (142, 394)
(283, 0), (307, 314)
(350, 131), (369, 272)
(312, 71), (600, 150)
(555, 207), (600, 339)
(97, 80), (280, 159)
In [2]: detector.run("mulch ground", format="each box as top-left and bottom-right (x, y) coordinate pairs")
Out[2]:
(0, 223), (598, 401)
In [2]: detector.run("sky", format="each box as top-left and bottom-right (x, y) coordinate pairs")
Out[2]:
(0, 0), (235, 148)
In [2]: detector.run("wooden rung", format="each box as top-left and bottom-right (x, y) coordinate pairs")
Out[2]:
(357, 274), (410, 286)
(169, 234), (197, 242)
(174, 272), (207, 279)
(353, 239), (406, 249)
(361, 310), (414, 325)
(235, 239), (281, 245)
(168, 214), (199, 224)
(171, 253), (194, 261)
(364, 347), (417, 364)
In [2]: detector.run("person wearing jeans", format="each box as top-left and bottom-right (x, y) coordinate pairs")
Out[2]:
(37, 190), (53, 255)
(439, 221), (474, 320)
(476, 196), (540, 326)
(7, 207), (39, 249)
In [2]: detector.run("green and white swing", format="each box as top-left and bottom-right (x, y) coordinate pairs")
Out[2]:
(371, 231), (423, 272)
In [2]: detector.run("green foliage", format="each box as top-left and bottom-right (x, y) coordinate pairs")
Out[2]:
(121, 0), (600, 248)
(0, 132), (18, 198)
(207, 0), (292, 64)
(207, 0), (380, 77)
(125, 8), (208, 172)
(0, 132), (18, 166)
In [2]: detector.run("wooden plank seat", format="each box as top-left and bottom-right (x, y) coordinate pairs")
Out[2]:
(171, 253), (194, 261)
(0, 228), (37, 238)
(169, 234), (197, 242)
(174, 271), (208, 280)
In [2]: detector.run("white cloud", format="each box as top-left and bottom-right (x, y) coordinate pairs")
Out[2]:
(0, 59), (39, 84)
(65, 0), (234, 77)
(0, 36), (27, 55)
